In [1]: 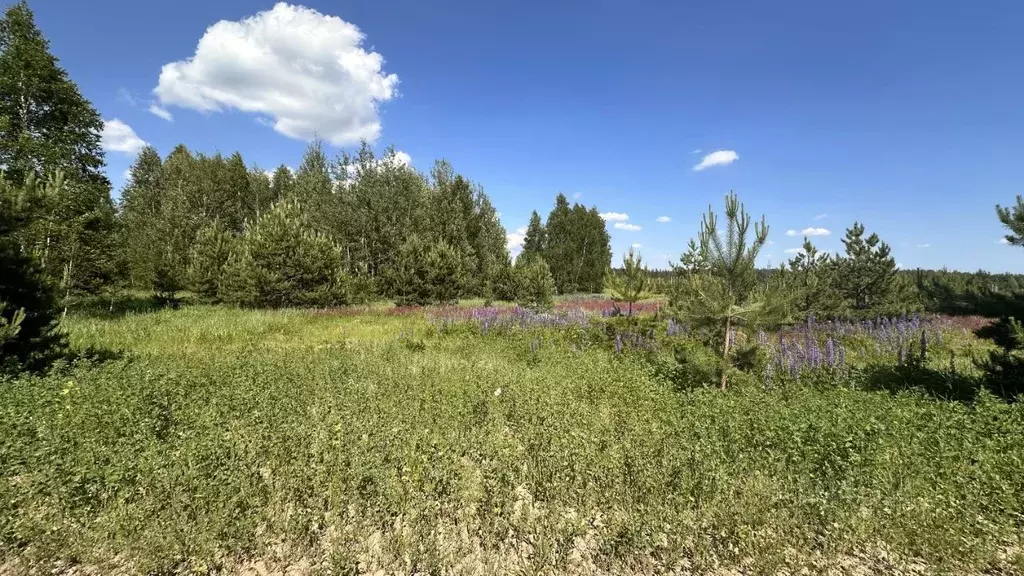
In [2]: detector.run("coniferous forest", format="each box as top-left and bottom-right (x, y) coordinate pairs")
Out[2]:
(4, 2), (1024, 574)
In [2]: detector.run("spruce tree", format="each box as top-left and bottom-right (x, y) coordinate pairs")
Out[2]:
(0, 173), (66, 374)
(996, 195), (1024, 247)
(424, 240), (468, 305)
(293, 139), (336, 236)
(0, 1), (116, 291)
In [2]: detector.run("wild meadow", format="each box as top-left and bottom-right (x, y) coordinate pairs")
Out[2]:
(4, 2), (1024, 573)
(3, 298), (1024, 575)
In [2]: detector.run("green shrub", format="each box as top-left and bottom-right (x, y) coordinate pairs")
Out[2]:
(186, 221), (235, 300)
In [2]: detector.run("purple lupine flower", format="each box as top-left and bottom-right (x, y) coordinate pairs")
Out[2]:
(920, 329), (927, 360)
(837, 344), (845, 366)
(825, 337), (835, 367)
(896, 341), (904, 366)
(758, 330), (767, 346)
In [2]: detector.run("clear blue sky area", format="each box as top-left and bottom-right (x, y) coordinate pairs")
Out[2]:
(24, 0), (1024, 271)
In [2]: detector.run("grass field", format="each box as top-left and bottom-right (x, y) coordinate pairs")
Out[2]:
(2, 302), (1023, 574)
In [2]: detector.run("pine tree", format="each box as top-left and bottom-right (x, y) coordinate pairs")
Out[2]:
(521, 211), (547, 263)
(607, 247), (649, 316)
(0, 1), (116, 291)
(515, 255), (556, 311)
(669, 191), (786, 390)
(221, 199), (349, 308)
(786, 237), (843, 320)
(996, 195), (1024, 247)
(389, 234), (431, 306)
(187, 221), (234, 299)
(0, 172), (66, 373)
(837, 222), (899, 313)
(424, 240), (468, 305)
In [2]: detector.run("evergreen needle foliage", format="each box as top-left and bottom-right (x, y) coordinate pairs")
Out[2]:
(607, 247), (649, 316)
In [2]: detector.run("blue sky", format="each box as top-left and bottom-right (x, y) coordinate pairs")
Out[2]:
(24, 0), (1024, 272)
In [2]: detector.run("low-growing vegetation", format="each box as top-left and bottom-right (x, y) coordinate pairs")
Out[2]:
(3, 2), (1024, 574)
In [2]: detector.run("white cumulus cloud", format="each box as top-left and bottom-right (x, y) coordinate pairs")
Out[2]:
(787, 227), (830, 237)
(153, 2), (398, 146)
(101, 119), (147, 155)
(614, 222), (642, 232)
(506, 226), (528, 253)
(148, 104), (173, 121)
(693, 150), (739, 171)
(656, 216), (671, 223)
(600, 212), (629, 222)
(801, 227), (831, 236)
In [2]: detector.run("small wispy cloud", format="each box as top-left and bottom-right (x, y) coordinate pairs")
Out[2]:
(813, 213), (827, 220)
(631, 243), (642, 249)
(784, 247), (803, 255)
(786, 227), (830, 237)
(656, 216), (671, 223)
(149, 104), (173, 122)
(691, 149), (702, 154)
(614, 222), (642, 231)
(600, 212), (629, 222)
(916, 243), (931, 248)
(572, 192), (583, 200)
(999, 238), (1011, 245)
(693, 150), (739, 171)
(766, 239), (775, 245)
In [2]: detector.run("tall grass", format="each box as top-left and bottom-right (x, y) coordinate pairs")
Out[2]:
(1, 306), (1022, 574)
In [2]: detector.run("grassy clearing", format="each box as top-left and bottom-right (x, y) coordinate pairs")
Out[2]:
(2, 305), (1023, 574)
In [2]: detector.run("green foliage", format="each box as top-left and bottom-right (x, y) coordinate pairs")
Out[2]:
(388, 234), (468, 306)
(996, 194), (1024, 247)
(514, 255), (556, 311)
(606, 247), (650, 316)
(0, 2), (117, 292)
(976, 316), (1024, 400)
(520, 210), (546, 262)
(186, 221), (235, 300)
(785, 237), (844, 320)
(537, 195), (611, 294)
(220, 199), (350, 308)
(2, 307), (1024, 573)
(669, 191), (786, 389)
(0, 173), (66, 374)
(837, 222), (902, 313)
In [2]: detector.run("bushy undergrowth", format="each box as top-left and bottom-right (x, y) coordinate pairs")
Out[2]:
(1, 307), (1023, 574)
